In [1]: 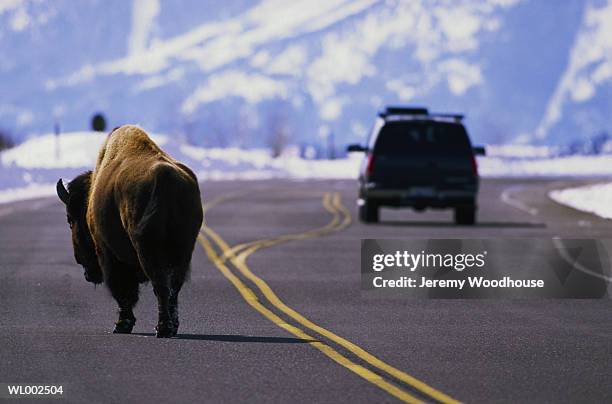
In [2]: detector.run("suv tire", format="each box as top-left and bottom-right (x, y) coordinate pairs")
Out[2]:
(359, 200), (379, 223)
(454, 206), (476, 225)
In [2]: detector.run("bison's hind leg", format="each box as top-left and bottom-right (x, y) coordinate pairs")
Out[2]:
(146, 263), (189, 338)
(100, 251), (140, 334)
(168, 264), (189, 336)
(151, 277), (174, 338)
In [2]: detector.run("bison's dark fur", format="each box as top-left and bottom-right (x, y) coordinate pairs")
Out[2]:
(57, 125), (203, 337)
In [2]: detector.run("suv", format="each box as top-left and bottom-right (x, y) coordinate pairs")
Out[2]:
(347, 106), (485, 225)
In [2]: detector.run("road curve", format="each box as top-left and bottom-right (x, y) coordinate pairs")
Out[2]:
(0, 178), (611, 403)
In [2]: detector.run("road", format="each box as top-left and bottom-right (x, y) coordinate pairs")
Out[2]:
(0, 178), (611, 403)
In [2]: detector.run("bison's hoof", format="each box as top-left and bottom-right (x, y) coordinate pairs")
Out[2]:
(113, 318), (135, 334)
(155, 323), (177, 338)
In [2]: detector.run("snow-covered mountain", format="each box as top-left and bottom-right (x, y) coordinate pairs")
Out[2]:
(1, 0), (611, 148)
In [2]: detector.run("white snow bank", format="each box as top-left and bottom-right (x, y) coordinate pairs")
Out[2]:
(1, 132), (167, 168)
(180, 145), (363, 179)
(484, 144), (557, 158)
(2, 131), (612, 206)
(0, 131), (363, 204)
(271, 154), (361, 179)
(478, 154), (612, 177)
(549, 182), (612, 219)
(0, 183), (56, 204)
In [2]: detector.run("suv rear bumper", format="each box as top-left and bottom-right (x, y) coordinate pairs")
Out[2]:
(360, 187), (476, 208)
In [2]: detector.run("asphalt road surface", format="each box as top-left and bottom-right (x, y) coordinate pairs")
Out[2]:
(1, 178), (611, 403)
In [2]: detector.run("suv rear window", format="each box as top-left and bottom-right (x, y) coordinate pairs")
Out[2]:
(374, 121), (471, 156)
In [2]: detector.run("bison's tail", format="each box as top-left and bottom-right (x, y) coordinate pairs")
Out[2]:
(134, 163), (174, 239)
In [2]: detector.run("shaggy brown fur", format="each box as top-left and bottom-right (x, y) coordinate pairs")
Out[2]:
(57, 125), (203, 337)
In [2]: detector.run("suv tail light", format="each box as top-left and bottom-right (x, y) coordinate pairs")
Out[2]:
(366, 153), (375, 177)
(471, 154), (478, 176)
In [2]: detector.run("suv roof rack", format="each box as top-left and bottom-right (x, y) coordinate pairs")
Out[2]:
(379, 106), (464, 122)
(429, 113), (464, 122)
(379, 106), (429, 117)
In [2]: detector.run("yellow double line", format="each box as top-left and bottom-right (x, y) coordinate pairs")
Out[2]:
(198, 191), (460, 404)
(220, 192), (350, 263)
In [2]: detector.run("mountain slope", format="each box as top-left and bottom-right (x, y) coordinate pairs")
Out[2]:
(0, 0), (610, 147)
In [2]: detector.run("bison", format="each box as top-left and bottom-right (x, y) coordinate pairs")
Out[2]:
(56, 125), (203, 337)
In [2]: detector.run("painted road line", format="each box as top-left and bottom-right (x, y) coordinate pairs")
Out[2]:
(202, 192), (460, 404)
(198, 233), (425, 404)
(500, 186), (539, 216)
(221, 192), (342, 262)
(204, 228), (460, 404)
(232, 193), (350, 262)
(202, 190), (254, 225)
(552, 237), (612, 282)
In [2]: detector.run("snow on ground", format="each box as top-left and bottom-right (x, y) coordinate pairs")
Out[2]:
(477, 154), (612, 177)
(549, 182), (612, 219)
(0, 183), (56, 204)
(0, 131), (363, 203)
(1, 132), (167, 168)
(1, 131), (612, 205)
(484, 144), (557, 158)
